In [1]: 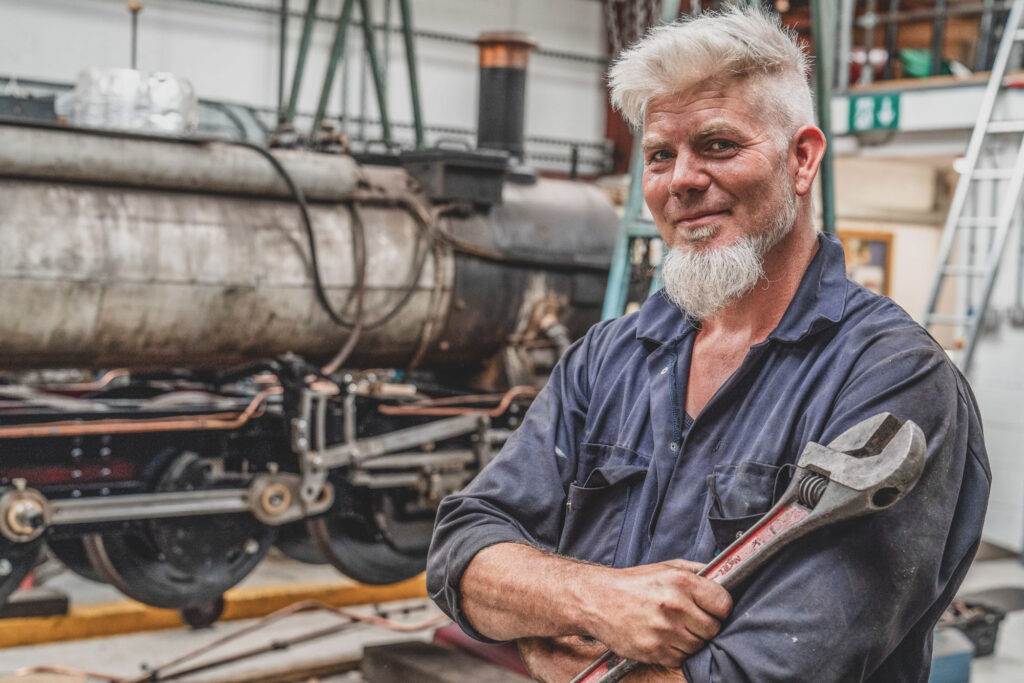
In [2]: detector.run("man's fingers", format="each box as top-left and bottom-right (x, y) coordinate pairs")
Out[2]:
(678, 600), (722, 641)
(692, 579), (733, 619)
(662, 558), (705, 574)
(673, 628), (707, 657)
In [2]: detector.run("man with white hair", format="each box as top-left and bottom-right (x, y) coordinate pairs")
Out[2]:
(427, 7), (989, 681)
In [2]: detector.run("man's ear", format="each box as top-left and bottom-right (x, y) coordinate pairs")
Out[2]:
(789, 125), (827, 197)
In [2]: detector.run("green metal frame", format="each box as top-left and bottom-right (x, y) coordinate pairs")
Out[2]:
(356, 0), (392, 144)
(810, 0), (837, 235)
(313, 0), (356, 131)
(283, 0), (423, 147)
(397, 0), (425, 148)
(285, 0), (319, 125)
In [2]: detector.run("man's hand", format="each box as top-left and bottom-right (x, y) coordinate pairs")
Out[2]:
(519, 636), (688, 683)
(460, 545), (730, 670)
(581, 559), (732, 668)
(518, 635), (605, 682)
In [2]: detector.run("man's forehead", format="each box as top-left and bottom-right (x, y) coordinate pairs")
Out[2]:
(642, 80), (768, 137)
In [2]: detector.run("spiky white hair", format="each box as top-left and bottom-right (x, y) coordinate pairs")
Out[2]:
(608, 5), (815, 147)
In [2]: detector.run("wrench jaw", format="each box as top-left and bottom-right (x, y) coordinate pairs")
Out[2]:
(798, 417), (927, 513)
(700, 415), (927, 589)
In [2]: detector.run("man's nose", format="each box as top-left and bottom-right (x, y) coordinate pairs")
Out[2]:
(668, 155), (711, 196)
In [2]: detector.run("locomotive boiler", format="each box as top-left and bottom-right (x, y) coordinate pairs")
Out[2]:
(0, 117), (617, 623)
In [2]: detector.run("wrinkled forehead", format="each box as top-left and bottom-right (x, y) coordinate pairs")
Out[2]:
(642, 76), (772, 133)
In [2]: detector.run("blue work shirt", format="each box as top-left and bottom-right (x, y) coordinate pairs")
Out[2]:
(427, 233), (990, 682)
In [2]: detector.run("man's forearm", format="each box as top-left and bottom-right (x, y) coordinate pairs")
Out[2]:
(459, 543), (730, 668)
(460, 542), (605, 641)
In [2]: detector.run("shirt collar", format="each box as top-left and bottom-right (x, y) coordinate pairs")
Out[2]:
(635, 232), (848, 346)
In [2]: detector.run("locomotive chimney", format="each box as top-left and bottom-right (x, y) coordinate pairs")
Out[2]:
(475, 31), (536, 163)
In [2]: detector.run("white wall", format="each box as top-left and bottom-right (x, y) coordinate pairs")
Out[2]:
(0, 0), (609, 167)
(967, 211), (1024, 553)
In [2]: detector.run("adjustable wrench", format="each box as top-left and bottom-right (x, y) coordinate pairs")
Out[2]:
(571, 412), (927, 683)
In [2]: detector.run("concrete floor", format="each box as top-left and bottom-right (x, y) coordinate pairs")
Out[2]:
(0, 550), (1023, 681)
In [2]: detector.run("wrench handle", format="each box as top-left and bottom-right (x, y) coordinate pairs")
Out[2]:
(575, 501), (813, 683)
(698, 501), (811, 587)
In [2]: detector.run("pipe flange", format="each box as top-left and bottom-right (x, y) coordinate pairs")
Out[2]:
(0, 485), (48, 543)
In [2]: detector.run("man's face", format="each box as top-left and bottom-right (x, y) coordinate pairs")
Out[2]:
(641, 81), (799, 318)
(641, 80), (795, 253)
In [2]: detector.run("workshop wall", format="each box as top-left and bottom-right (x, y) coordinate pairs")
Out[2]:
(970, 218), (1024, 553)
(0, 0), (608, 153)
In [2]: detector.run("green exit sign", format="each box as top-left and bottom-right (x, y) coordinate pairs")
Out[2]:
(848, 93), (900, 132)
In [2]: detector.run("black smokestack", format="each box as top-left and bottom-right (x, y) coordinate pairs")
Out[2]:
(476, 31), (536, 162)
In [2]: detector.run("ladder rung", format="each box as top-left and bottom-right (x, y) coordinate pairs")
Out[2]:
(988, 120), (1024, 134)
(941, 264), (989, 276)
(971, 168), (1014, 181)
(626, 219), (659, 238)
(959, 216), (1001, 227)
(927, 314), (973, 326)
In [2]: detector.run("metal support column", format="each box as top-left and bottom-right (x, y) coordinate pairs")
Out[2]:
(838, 0), (856, 93)
(859, 0), (878, 86)
(976, 0), (997, 72)
(278, 0), (289, 121)
(128, 2), (141, 70)
(312, 0), (356, 131)
(286, 0), (320, 124)
(810, 0), (837, 235)
(883, 0), (901, 80)
(931, 0), (949, 76)
(356, 0), (392, 143)
(397, 0), (425, 148)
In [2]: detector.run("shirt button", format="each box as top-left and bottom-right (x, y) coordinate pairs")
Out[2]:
(669, 442), (678, 451)
(660, 366), (669, 375)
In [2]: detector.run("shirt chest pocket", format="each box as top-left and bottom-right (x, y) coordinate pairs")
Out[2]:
(556, 444), (649, 567)
(706, 461), (791, 554)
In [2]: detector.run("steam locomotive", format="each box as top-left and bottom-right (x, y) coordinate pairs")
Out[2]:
(0, 117), (617, 623)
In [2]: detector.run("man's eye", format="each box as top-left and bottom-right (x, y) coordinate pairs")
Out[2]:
(647, 150), (672, 162)
(709, 140), (737, 152)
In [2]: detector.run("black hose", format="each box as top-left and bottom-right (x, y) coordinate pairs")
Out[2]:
(322, 204), (367, 374)
(229, 140), (364, 331)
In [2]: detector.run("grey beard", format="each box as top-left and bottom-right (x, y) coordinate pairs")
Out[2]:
(661, 193), (797, 321)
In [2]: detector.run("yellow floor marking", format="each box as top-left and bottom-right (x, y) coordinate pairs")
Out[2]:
(0, 574), (427, 649)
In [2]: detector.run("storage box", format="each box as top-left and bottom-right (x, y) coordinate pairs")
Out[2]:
(400, 147), (508, 206)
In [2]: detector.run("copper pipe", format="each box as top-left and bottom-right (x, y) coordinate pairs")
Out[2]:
(377, 385), (537, 417)
(14, 664), (127, 682)
(38, 368), (130, 392)
(130, 599), (446, 683)
(0, 387), (281, 439)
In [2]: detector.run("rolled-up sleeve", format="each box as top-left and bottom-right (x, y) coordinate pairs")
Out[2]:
(426, 323), (601, 640)
(681, 342), (990, 682)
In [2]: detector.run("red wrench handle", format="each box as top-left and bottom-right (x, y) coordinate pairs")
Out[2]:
(699, 501), (810, 584)
(573, 501), (813, 683)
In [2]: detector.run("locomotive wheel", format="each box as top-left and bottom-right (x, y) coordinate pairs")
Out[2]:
(83, 453), (276, 609)
(274, 521), (328, 565)
(47, 537), (106, 584)
(307, 510), (427, 585)
(0, 537), (42, 604)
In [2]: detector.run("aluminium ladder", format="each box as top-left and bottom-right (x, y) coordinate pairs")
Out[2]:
(922, 0), (1024, 373)
(601, 135), (665, 320)
(602, 0), (684, 320)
